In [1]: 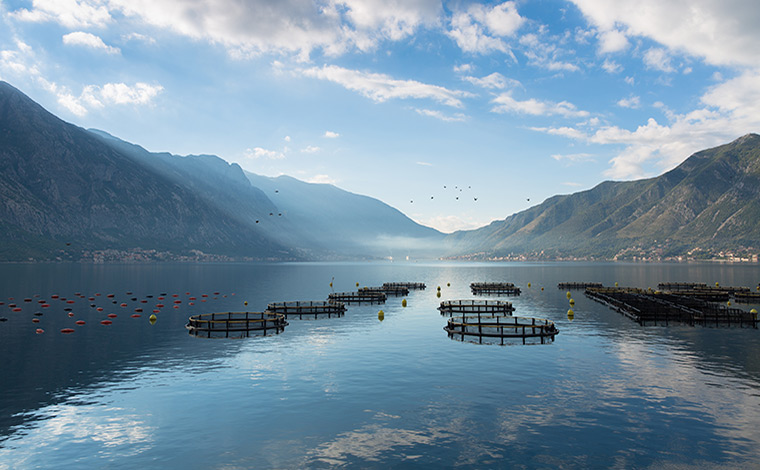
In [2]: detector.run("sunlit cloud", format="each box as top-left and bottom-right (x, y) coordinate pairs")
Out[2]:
(244, 147), (286, 160)
(324, 130), (340, 138)
(447, 1), (524, 55)
(493, 93), (589, 117)
(414, 108), (467, 122)
(462, 72), (520, 90)
(62, 31), (120, 54)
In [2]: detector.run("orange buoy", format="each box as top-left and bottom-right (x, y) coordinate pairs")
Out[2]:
(75, 320), (85, 325)
(96, 307), (103, 312)
(107, 313), (117, 318)
(36, 328), (44, 334)
(173, 305), (179, 309)
(131, 314), (141, 318)
(100, 320), (112, 325)
(120, 303), (127, 307)
(12, 307), (21, 312)
(60, 328), (75, 333)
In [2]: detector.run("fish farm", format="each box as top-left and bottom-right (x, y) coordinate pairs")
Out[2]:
(585, 287), (758, 328)
(359, 285), (410, 296)
(470, 282), (521, 295)
(558, 282), (604, 289)
(327, 291), (387, 304)
(383, 282), (426, 290)
(265, 300), (346, 319)
(438, 299), (515, 316)
(444, 315), (558, 345)
(186, 312), (288, 339)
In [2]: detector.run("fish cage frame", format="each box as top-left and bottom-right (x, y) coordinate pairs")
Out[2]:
(186, 311), (288, 338)
(359, 286), (410, 296)
(470, 282), (521, 296)
(266, 300), (346, 319)
(328, 291), (387, 304)
(383, 282), (426, 290)
(558, 282), (603, 290)
(444, 315), (558, 345)
(438, 299), (515, 316)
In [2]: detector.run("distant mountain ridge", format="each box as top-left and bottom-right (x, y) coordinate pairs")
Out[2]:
(445, 133), (760, 260)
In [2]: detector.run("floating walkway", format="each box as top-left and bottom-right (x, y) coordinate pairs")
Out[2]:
(444, 315), (558, 345)
(585, 288), (758, 328)
(438, 299), (514, 316)
(470, 282), (521, 296)
(360, 286), (410, 296)
(186, 312), (288, 338)
(383, 282), (426, 290)
(266, 301), (346, 319)
(734, 292), (760, 303)
(328, 291), (387, 304)
(558, 282), (603, 290)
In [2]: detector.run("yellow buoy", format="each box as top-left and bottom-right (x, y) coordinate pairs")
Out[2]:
(615, 282), (619, 287)
(566, 291), (571, 299)
(751, 308), (758, 319)
(447, 282), (450, 287)
(541, 287), (544, 291)
(149, 314), (157, 324)
(356, 282), (360, 287)
(244, 301), (248, 306)
(727, 300), (731, 307)
(329, 282), (333, 288)
(436, 291), (441, 298)
(528, 282), (531, 288)
(402, 298), (407, 307)
(567, 309), (574, 319)
(378, 310), (384, 321)
(569, 298), (575, 306)
(715, 282), (720, 287)
(437, 285), (441, 291)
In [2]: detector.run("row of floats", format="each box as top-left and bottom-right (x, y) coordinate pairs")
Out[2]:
(185, 281), (559, 345)
(0, 290), (234, 334)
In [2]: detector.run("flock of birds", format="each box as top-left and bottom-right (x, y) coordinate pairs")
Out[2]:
(408, 184), (531, 205)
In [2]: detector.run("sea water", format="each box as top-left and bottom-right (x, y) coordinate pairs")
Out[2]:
(1, 261), (759, 469)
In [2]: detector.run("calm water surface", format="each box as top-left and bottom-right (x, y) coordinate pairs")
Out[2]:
(1, 261), (760, 469)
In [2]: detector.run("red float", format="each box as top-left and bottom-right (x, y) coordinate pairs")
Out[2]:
(100, 320), (112, 325)
(75, 320), (86, 325)
(60, 328), (75, 333)
(36, 328), (44, 334)
(131, 314), (141, 318)
(32, 318), (39, 323)
(107, 313), (118, 318)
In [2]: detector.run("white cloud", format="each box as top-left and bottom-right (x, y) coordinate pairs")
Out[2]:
(414, 108), (467, 122)
(643, 47), (675, 73)
(551, 153), (594, 162)
(462, 72), (520, 90)
(597, 29), (629, 53)
(492, 93), (589, 117)
(284, 135), (291, 142)
(562, 181), (584, 187)
(570, 0), (760, 67)
(62, 32), (120, 54)
(244, 147), (286, 160)
(301, 145), (320, 153)
(300, 65), (472, 108)
(531, 126), (587, 140)
(416, 161), (433, 166)
(624, 76), (635, 85)
(307, 174), (337, 184)
(10, 0), (112, 28)
(447, 1), (524, 55)
(324, 130), (340, 138)
(616, 95), (641, 108)
(80, 82), (163, 107)
(122, 32), (156, 44)
(453, 63), (473, 73)
(519, 33), (579, 72)
(601, 59), (622, 73)
(416, 214), (482, 233)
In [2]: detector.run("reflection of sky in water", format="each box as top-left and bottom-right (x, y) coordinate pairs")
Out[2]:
(1, 262), (760, 468)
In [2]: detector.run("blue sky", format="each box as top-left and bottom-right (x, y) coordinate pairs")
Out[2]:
(1, 0), (759, 233)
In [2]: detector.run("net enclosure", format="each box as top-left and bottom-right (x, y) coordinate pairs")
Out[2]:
(445, 314), (558, 345)
(470, 282), (521, 295)
(266, 300), (346, 319)
(186, 312), (287, 338)
(438, 299), (514, 316)
(328, 291), (387, 304)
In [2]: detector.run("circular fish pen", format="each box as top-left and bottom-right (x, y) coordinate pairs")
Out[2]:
(470, 282), (521, 296)
(266, 301), (346, 319)
(328, 291), (387, 304)
(383, 282), (426, 291)
(360, 286), (410, 296)
(438, 299), (514, 316)
(186, 312), (287, 339)
(444, 315), (558, 345)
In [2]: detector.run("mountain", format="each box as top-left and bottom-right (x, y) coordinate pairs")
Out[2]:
(0, 81), (291, 261)
(445, 134), (760, 260)
(245, 172), (444, 258)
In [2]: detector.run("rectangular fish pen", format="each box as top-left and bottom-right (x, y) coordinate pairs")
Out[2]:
(328, 291), (387, 304)
(186, 312), (288, 338)
(438, 299), (514, 316)
(470, 282), (521, 296)
(734, 292), (760, 303)
(558, 282), (603, 290)
(266, 301), (346, 319)
(585, 288), (758, 328)
(360, 286), (410, 296)
(657, 282), (708, 291)
(444, 315), (558, 345)
(383, 282), (426, 290)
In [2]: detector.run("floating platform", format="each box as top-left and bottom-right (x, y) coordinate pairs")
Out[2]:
(734, 292), (760, 303)
(585, 288), (758, 328)
(383, 282), (426, 290)
(438, 299), (514, 316)
(328, 291), (387, 304)
(657, 282), (708, 291)
(186, 312), (288, 339)
(558, 282), (603, 290)
(470, 282), (521, 296)
(360, 286), (410, 296)
(444, 315), (558, 345)
(266, 301), (346, 319)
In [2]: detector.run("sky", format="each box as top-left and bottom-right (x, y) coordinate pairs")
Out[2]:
(1, 0), (759, 233)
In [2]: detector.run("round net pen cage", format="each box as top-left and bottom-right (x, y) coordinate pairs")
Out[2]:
(438, 299), (514, 316)
(360, 286), (410, 296)
(186, 312), (288, 339)
(328, 291), (387, 304)
(266, 300), (346, 319)
(557, 282), (603, 290)
(383, 282), (426, 290)
(444, 315), (558, 345)
(470, 282), (521, 296)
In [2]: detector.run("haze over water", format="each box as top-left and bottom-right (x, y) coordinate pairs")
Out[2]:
(1, 261), (760, 468)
